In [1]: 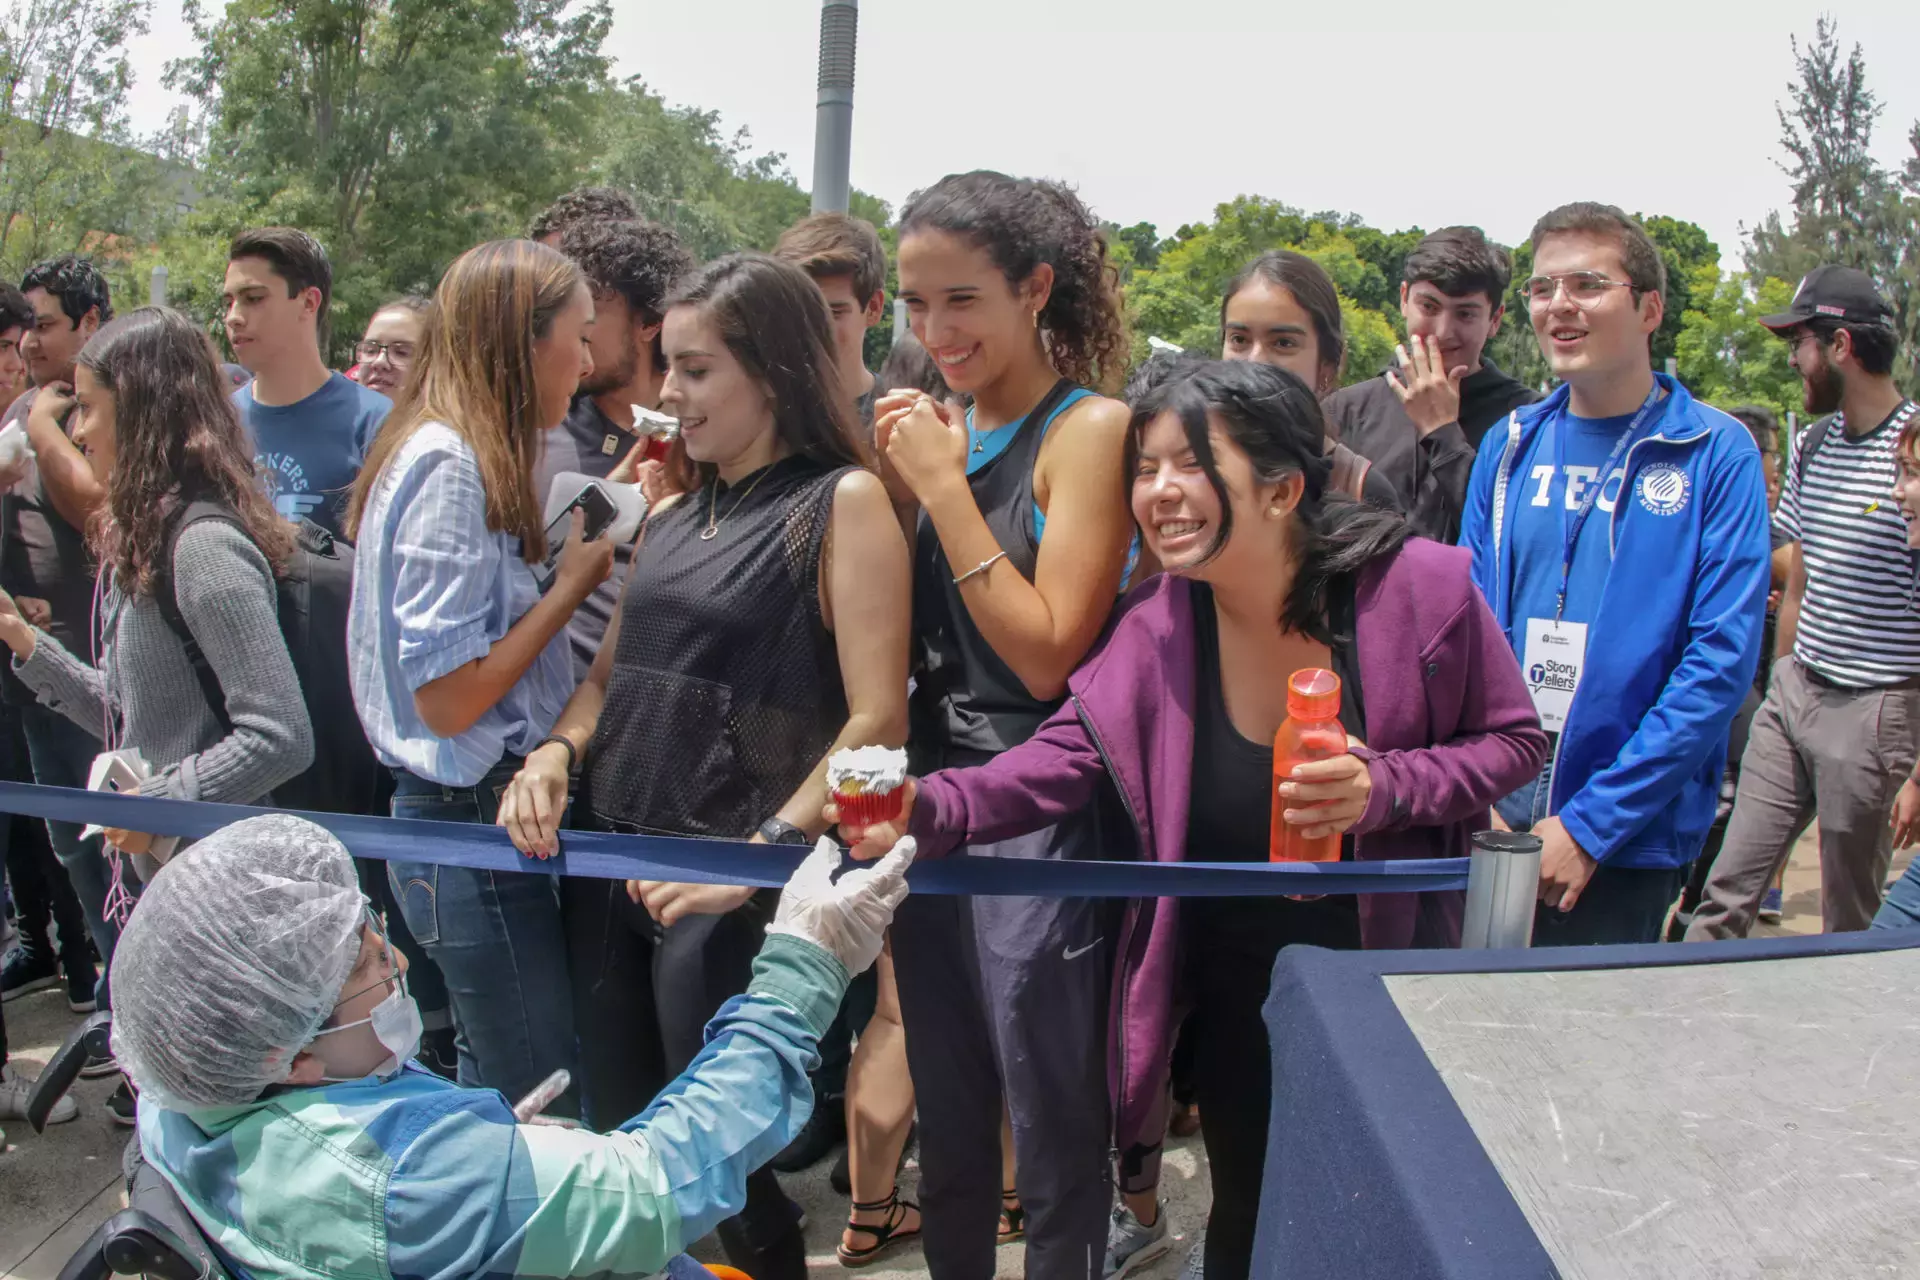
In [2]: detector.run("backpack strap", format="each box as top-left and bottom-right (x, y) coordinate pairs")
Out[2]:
(155, 500), (245, 735)
(1793, 415), (1835, 485)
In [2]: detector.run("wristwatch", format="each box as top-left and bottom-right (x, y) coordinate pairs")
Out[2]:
(758, 817), (811, 846)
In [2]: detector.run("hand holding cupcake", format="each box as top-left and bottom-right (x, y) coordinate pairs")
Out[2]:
(824, 745), (915, 861)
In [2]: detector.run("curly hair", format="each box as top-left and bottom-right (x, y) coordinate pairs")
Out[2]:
(78, 309), (293, 598)
(899, 171), (1129, 394)
(557, 217), (693, 330)
(22, 254), (113, 327)
(529, 186), (640, 242)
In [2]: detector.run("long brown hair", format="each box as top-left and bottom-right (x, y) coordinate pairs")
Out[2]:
(77, 308), (293, 597)
(665, 253), (869, 478)
(348, 239), (584, 561)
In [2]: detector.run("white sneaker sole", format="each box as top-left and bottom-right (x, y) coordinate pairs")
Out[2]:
(1, 974), (58, 1002)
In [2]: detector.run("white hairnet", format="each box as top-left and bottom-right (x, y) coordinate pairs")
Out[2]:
(111, 815), (367, 1110)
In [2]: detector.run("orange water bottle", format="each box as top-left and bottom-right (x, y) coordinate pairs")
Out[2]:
(1269, 668), (1347, 864)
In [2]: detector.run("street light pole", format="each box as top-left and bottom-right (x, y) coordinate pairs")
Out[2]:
(810, 0), (857, 214)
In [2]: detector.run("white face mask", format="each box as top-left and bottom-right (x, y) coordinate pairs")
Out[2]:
(311, 981), (423, 1080)
(308, 926), (423, 1081)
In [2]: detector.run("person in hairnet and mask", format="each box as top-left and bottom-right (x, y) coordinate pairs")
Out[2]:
(113, 814), (916, 1280)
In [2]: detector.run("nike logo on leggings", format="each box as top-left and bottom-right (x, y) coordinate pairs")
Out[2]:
(1063, 939), (1102, 960)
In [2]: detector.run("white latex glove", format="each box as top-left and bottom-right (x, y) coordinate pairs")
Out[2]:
(767, 835), (916, 975)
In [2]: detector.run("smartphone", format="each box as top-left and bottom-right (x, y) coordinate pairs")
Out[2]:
(534, 483), (618, 592)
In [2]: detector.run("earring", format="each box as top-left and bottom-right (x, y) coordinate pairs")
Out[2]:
(1031, 310), (1040, 329)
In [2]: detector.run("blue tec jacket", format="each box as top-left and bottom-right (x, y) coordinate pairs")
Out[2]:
(1460, 375), (1771, 869)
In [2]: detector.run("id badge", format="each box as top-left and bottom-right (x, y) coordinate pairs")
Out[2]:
(1522, 618), (1587, 732)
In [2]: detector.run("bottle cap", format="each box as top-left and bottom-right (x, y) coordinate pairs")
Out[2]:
(1287, 667), (1341, 721)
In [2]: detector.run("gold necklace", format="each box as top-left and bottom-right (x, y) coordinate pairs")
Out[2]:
(700, 467), (773, 540)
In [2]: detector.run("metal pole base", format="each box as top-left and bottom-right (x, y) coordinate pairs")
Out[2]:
(1461, 830), (1543, 949)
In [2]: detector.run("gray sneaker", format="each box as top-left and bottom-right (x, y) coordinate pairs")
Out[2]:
(0, 1062), (78, 1125)
(1104, 1202), (1173, 1279)
(1181, 1232), (1204, 1280)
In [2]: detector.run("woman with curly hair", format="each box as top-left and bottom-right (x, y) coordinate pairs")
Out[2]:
(869, 170), (1134, 1280)
(0, 307), (313, 849)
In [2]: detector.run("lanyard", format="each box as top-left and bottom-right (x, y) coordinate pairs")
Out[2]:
(1552, 384), (1662, 620)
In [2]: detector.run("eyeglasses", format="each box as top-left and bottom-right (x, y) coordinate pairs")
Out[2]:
(1519, 272), (1637, 308)
(355, 339), (415, 364)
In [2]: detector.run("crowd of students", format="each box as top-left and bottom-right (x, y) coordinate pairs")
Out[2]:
(0, 172), (1915, 1280)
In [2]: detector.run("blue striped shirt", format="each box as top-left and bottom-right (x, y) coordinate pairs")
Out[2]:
(347, 422), (576, 786)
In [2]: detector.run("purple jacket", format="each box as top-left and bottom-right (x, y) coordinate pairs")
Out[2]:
(908, 538), (1547, 1161)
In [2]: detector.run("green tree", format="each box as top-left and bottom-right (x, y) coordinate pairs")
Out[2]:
(1674, 270), (1801, 423)
(0, 0), (174, 280)
(1639, 214), (1719, 369)
(1744, 17), (1920, 391)
(168, 0), (614, 357)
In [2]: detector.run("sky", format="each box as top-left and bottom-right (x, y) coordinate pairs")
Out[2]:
(126, 1), (1920, 272)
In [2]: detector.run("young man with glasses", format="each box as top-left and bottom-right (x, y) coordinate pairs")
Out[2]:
(225, 227), (391, 538)
(1460, 202), (1771, 945)
(1687, 267), (1919, 940)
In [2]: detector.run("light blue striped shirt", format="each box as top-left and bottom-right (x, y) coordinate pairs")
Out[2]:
(347, 422), (576, 787)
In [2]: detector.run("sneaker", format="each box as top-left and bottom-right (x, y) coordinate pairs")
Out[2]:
(1104, 1202), (1173, 1279)
(80, 1023), (119, 1079)
(2, 942), (58, 1002)
(1181, 1232), (1205, 1280)
(1758, 887), (1784, 924)
(106, 1078), (137, 1127)
(64, 953), (98, 1014)
(0, 1062), (78, 1125)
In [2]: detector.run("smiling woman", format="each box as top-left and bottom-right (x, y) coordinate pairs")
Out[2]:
(871, 169), (1138, 1279)
(494, 251), (910, 1280)
(837, 358), (1546, 1280)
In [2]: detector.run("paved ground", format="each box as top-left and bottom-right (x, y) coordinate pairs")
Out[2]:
(1, 828), (1903, 1280)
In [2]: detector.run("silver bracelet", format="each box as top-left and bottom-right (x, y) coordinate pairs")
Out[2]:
(952, 550), (1008, 586)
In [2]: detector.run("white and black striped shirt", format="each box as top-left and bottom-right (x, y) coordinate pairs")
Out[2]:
(1776, 400), (1920, 688)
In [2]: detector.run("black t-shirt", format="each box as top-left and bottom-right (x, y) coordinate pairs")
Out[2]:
(0, 389), (97, 705)
(1184, 581), (1364, 950)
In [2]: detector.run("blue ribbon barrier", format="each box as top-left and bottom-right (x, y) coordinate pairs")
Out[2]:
(0, 780), (1471, 898)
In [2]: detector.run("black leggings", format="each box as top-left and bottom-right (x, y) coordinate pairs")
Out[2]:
(562, 877), (804, 1280)
(1183, 899), (1361, 1280)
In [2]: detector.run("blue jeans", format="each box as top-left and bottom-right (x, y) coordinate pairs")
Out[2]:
(1872, 860), (1920, 930)
(20, 702), (127, 1010)
(387, 761), (579, 1116)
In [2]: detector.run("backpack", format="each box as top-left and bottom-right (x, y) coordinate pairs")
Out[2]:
(156, 501), (383, 816)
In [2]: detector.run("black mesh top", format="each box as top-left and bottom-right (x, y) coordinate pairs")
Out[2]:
(583, 455), (852, 838)
(908, 378), (1078, 766)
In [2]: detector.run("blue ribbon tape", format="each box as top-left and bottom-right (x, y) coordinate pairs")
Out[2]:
(0, 780), (1470, 898)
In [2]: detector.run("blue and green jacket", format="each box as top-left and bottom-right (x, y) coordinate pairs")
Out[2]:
(139, 934), (847, 1280)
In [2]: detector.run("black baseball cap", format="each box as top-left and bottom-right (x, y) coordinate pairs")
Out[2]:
(1759, 264), (1894, 331)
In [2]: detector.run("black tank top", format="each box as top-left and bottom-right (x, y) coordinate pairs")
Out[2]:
(584, 456), (851, 837)
(909, 378), (1079, 765)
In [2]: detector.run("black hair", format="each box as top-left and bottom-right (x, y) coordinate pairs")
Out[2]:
(1726, 405), (1779, 453)
(0, 282), (33, 335)
(1123, 348), (1205, 406)
(1402, 227), (1512, 308)
(877, 332), (953, 402)
(1804, 316), (1898, 378)
(1220, 250), (1345, 391)
(1128, 359), (1410, 643)
(899, 170), (1129, 394)
(557, 217), (694, 373)
(1528, 203), (1666, 299)
(529, 186), (640, 242)
(21, 254), (113, 328)
(229, 227), (333, 313)
(664, 253), (869, 475)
